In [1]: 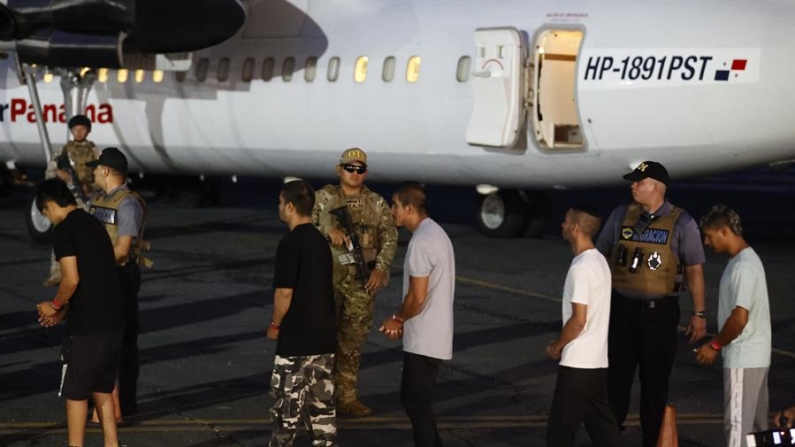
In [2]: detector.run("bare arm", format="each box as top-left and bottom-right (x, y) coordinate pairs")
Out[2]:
(695, 306), (748, 365)
(267, 288), (294, 340)
(380, 275), (429, 339)
(114, 235), (133, 262)
(685, 264), (707, 343)
(395, 275), (429, 321)
(547, 303), (587, 360)
(38, 256), (78, 317)
(713, 306), (749, 346)
(271, 288), (294, 326)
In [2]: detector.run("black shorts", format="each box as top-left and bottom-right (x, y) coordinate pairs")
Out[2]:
(59, 331), (122, 400)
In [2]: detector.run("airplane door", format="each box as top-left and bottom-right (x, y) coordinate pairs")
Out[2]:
(466, 28), (524, 148)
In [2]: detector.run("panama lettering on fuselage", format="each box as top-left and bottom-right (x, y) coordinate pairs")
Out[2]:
(621, 226), (670, 245)
(0, 99), (114, 124)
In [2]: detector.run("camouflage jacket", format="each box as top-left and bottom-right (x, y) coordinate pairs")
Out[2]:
(44, 140), (98, 185)
(312, 184), (398, 277)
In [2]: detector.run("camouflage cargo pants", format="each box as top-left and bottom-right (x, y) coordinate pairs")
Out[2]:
(269, 354), (337, 447)
(333, 275), (375, 402)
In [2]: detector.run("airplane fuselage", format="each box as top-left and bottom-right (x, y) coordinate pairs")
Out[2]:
(1, 0), (794, 188)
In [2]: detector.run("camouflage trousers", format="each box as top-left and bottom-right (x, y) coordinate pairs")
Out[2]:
(333, 274), (376, 402)
(269, 354), (337, 447)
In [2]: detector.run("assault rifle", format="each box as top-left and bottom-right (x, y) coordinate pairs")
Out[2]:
(329, 205), (370, 283)
(55, 151), (89, 204)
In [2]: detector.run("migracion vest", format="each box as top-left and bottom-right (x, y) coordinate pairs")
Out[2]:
(610, 203), (684, 296)
(90, 187), (153, 268)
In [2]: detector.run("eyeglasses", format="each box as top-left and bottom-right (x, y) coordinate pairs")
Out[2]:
(341, 164), (367, 174)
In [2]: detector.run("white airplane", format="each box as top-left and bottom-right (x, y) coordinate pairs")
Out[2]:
(1, 0), (794, 240)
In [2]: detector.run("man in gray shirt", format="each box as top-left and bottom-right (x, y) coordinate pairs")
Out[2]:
(87, 148), (148, 422)
(380, 182), (455, 447)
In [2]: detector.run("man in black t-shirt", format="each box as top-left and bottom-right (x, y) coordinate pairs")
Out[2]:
(267, 180), (337, 447)
(35, 179), (124, 447)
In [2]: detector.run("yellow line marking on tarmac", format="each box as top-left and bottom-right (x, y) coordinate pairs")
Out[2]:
(0, 413), (726, 434)
(456, 276), (562, 303)
(457, 275), (795, 359)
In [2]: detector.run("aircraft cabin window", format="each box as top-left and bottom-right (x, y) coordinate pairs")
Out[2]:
(117, 69), (129, 84)
(242, 58), (255, 82)
(262, 57), (275, 81)
(135, 69), (145, 84)
(43, 72), (54, 83)
(196, 58), (209, 82)
(354, 56), (368, 83)
(382, 57), (396, 82)
(98, 68), (109, 83)
(218, 57), (231, 82)
(406, 56), (421, 83)
(153, 70), (164, 83)
(305, 57), (318, 82)
(457, 56), (471, 82)
(328, 57), (340, 82)
(282, 57), (295, 82)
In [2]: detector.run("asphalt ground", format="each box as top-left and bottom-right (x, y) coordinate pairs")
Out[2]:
(1, 174), (795, 447)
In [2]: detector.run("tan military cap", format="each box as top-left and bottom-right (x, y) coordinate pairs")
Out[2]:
(340, 147), (367, 166)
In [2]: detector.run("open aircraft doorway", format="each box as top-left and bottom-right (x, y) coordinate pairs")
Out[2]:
(532, 29), (585, 151)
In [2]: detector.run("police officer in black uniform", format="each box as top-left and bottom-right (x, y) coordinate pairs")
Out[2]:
(596, 161), (706, 447)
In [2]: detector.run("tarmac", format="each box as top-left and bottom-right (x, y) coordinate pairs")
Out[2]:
(1, 177), (794, 447)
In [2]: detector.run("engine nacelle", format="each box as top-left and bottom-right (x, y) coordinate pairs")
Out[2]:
(0, 0), (246, 67)
(16, 30), (123, 68)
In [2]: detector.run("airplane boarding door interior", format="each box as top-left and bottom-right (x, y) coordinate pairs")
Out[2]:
(531, 29), (585, 151)
(466, 28), (524, 148)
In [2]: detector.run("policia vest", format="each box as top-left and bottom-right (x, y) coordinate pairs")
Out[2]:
(90, 188), (153, 268)
(610, 203), (684, 296)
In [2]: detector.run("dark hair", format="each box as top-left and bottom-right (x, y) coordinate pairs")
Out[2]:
(35, 179), (77, 212)
(700, 204), (743, 236)
(569, 202), (602, 238)
(280, 180), (315, 217)
(393, 181), (427, 213)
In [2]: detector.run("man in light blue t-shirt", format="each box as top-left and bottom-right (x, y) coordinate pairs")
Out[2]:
(380, 182), (455, 447)
(695, 205), (771, 447)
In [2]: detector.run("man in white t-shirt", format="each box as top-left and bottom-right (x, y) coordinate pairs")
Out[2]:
(696, 204), (771, 447)
(380, 182), (454, 447)
(546, 203), (620, 447)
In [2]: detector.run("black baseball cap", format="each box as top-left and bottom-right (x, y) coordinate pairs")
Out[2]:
(623, 161), (669, 186)
(86, 147), (128, 174)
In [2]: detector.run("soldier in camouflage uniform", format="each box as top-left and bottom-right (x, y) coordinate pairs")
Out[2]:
(268, 180), (337, 446)
(312, 148), (398, 416)
(43, 115), (99, 286)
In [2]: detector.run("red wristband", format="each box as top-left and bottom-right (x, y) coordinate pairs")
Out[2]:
(270, 321), (280, 330)
(392, 314), (405, 324)
(51, 299), (62, 311)
(708, 339), (722, 351)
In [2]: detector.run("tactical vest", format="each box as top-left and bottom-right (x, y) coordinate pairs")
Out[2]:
(317, 185), (381, 265)
(610, 203), (684, 296)
(63, 140), (98, 185)
(90, 187), (150, 267)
